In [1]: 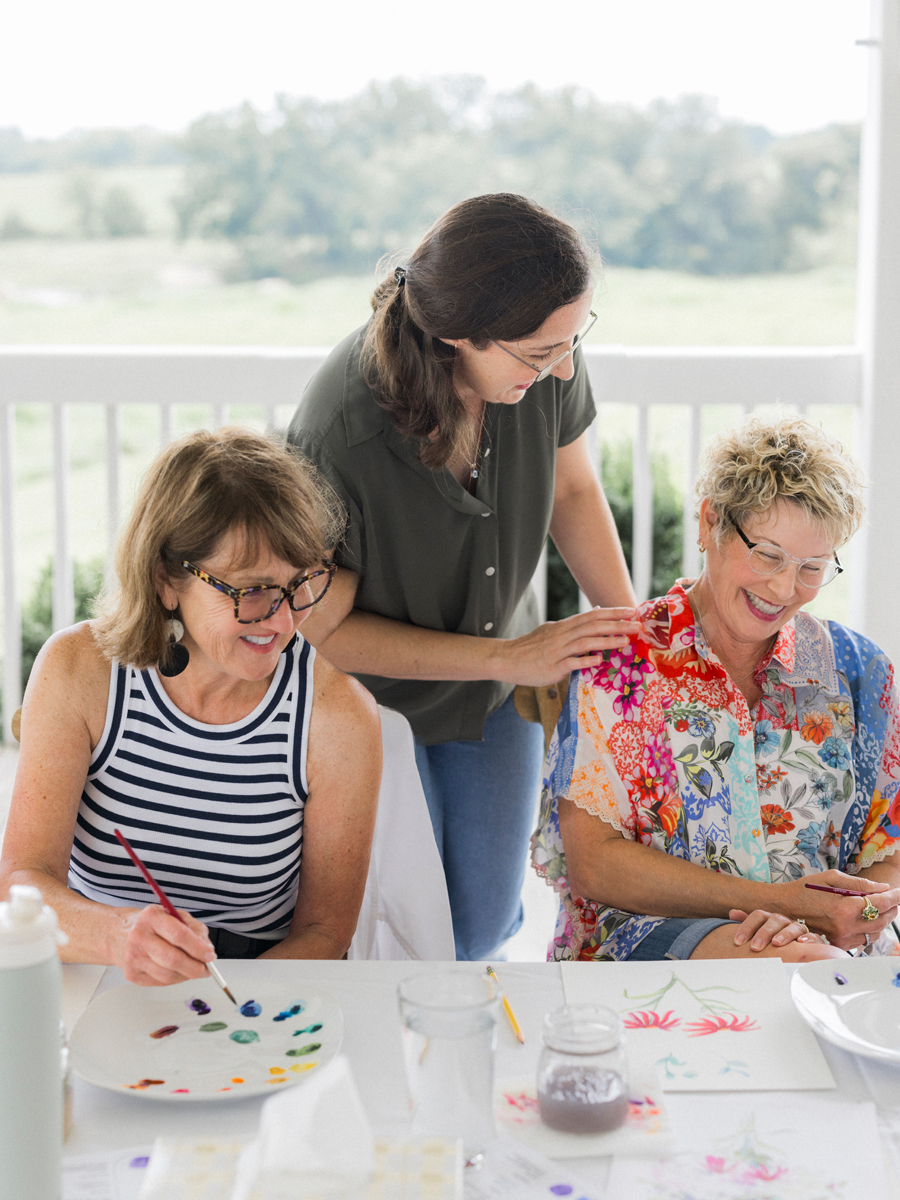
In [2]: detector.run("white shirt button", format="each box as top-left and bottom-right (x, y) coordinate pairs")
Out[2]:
(484, 622), (494, 631)
(485, 567), (495, 576)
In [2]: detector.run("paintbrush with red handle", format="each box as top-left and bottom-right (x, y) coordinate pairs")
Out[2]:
(114, 828), (238, 1007)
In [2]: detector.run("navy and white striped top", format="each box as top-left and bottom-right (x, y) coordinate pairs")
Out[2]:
(68, 636), (315, 939)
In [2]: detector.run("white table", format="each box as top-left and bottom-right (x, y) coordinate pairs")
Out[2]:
(63, 960), (900, 1195)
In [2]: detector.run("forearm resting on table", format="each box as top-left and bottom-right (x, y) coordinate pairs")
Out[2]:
(1, 863), (133, 964)
(562, 807), (772, 919)
(258, 924), (350, 961)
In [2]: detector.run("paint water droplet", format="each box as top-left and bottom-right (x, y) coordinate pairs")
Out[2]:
(293, 1023), (323, 1035)
(287, 1042), (321, 1057)
(229, 1030), (259, 1045)
(187, 997), (212, 1015)
(835, 973), (848, 985)
(200, 1022), (228, 1032)
(149, 1025), (179, 1039)
(272, 1002), (305, 1022)
(125, 1078), (165, 1089)
(239, 1000), (262, 1018)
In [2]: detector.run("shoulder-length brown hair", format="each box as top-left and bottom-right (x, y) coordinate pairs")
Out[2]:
(361, 193), (594, 470)
(92, 426), (344, 669)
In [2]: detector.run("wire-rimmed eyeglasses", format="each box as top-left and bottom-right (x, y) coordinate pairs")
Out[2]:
(733, 524), (843, 588)
(182, 560), (336, 622)
(490, 311), (598, 382)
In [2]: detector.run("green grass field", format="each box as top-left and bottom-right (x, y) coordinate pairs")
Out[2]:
(0, 229), (859, 625)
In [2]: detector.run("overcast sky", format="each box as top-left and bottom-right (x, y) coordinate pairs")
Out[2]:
(0, 0), (873, 139)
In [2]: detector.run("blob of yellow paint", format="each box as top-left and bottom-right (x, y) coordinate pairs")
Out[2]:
(269, 1067), (286, 1075)
(289, 1062), (317, 1073)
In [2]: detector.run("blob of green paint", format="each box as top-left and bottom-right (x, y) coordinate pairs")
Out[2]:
(287, 1042), (321, 1056)
(229, 1030), (259, 1045)
(200, 1022), (228, 1032)
(293, 1024), (323, 1035)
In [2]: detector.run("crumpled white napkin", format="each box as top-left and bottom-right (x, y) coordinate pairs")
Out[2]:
(230, 1055), (375, 1199)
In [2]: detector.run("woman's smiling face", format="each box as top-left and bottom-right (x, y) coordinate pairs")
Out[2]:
(157, 529), (311, 685)
(698, 497), (836, 652)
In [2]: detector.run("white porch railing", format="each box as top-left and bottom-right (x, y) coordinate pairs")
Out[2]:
(0, 343), (862, 744)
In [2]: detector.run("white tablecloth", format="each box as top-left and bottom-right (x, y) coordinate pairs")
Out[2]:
(63, 961), (900, 1195)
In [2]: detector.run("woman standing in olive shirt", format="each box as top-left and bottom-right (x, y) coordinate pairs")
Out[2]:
(291, 193), (637, 960)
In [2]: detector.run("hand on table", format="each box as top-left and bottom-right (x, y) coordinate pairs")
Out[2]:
(116, 905), (216, 986)
(501, 607), (640, 687)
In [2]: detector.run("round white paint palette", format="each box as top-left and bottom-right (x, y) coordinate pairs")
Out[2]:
(790, 957), (900, 1063)
(70, 978), (343, 1100)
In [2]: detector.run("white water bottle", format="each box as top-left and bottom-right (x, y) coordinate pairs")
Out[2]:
(0, 885), (65, 1200)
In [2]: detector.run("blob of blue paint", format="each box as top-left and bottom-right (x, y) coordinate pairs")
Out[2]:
(186, 997), (211, 1015)
(240, 1000), (262, 1018)
(294, 1023), (323, 1035)
(272, 1002), (305, 1022)
(893, 972), (900, 989)
(835, 973), (848, 985)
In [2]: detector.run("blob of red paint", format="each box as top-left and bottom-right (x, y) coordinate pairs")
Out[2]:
(149, 1025), (179, 1039)
(171, 1088), (190, 1094)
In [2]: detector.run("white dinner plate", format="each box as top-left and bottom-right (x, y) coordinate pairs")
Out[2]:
(790, 957), (900, 1063)
(70, 978), (343, 1101)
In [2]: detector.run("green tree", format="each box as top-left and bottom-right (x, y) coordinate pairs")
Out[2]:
(101, 186), (147, 237)
(20, 558), (104, 693)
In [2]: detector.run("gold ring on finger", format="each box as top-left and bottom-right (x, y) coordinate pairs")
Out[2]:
(795, 918), (809, 933)
(861, 897), (880, 921)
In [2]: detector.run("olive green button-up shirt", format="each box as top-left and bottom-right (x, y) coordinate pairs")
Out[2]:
(287, 324), (597, 744)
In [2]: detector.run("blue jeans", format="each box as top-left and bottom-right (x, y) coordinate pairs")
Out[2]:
(627, 917), (734, 960)
(414, 692), (544, 962)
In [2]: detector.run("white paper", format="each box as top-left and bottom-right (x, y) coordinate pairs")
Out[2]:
(464, 1137), (601, 1200)
(562, 959), (834, 1091)
(495, 1069), (674, 1159)
(606, 1094), (886, 1199)
(64, 1146), (151, 1200)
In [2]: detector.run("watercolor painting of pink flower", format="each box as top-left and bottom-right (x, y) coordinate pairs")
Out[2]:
(685, 1013), (760, 1037)
(622, 1009), (681, 1030)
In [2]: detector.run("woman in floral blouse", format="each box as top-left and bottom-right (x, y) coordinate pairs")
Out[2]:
(533, 416), (900, 962)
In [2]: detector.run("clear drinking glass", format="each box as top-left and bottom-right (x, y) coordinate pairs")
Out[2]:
(397, 970), (501, 1158)
(536, 1004), (629, 1134)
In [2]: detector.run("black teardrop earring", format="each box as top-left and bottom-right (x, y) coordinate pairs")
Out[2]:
(158, 615), (190, 678)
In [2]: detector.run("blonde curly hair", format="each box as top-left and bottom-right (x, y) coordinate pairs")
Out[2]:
(694, 415), (865, 548)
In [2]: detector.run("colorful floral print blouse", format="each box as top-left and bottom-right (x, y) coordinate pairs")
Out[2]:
(532, 582), (900, 961)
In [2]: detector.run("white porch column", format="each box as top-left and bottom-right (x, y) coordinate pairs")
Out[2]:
(853, 0), (900, 662)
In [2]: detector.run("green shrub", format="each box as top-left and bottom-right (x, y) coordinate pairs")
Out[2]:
(20, 558), (105, 693)
(546, 442), (683, 621)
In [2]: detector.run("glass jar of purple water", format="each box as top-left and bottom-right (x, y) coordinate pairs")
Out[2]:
(536, 1004), (629, 1135)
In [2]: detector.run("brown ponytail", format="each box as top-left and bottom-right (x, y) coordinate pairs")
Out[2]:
(361, 193), (594, 470)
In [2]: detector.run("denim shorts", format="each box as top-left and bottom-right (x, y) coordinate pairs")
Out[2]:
(627, 916), (735, 961)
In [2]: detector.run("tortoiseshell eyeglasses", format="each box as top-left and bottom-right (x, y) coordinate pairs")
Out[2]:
(182, 560), (336, 623)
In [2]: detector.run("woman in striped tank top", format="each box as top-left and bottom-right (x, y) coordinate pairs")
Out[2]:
(0, 427), (381, 984)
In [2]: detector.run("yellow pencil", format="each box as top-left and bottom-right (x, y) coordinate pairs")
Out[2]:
(486, 965), (524, 1045)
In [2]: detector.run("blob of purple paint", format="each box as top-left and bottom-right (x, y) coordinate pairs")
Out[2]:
(834, 973), (848, 986)
(129, 1157), (150, 1169)
(186, 997), (211, 1015)
(239, 1000), (262, 1018)
(549, 1187), (573, 1197)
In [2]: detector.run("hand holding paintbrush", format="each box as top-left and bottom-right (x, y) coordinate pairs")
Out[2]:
(114, 829), (238, 1006)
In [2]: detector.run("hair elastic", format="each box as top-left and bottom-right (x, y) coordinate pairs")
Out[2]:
(394, 266), (407, 286)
